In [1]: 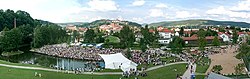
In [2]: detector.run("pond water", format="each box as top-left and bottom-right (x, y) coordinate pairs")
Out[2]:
(0, 48), (104, 71)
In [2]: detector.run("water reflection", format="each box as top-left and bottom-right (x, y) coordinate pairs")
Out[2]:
(0, 51), (104, 71)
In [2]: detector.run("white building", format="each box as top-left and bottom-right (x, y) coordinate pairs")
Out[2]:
(158, 29), (173, 44)
(218, 32), (230, 42)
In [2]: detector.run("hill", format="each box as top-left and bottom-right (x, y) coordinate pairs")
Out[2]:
(149, 19), (250, 28)
(58, 19), (142, 28)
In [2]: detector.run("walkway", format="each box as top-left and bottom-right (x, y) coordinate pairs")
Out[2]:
(181, 63), (196, 79)
(0, 61), (188, 75)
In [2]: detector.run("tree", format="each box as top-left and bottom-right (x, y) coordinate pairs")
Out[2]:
(84, 29), (96, 43)
(139, 38), (147, 52)
(212, 36), (220, 46)
(212, 65), (223, 74)
(232, 29), (238, 44)
(72, 30), (80, 43)
(235, 63), (245, 78)
(119, 25), (135, 48)
(236, 43), (250, 59)
(197, 29), (207, 51)
(179, 27), (184, 36)
(141, 25), (154, 45)
(169, 36), (185, 54)
(0, 28), (23, 51)
(218, 27), (226, 32)
(32, 24), (68, 48)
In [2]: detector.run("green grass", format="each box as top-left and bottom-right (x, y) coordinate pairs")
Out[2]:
(0, 60), (187, 79)
(0, 66), (121, 79)
(0, 60), (46, 68)
(97, 69), (123, 72)
(1, 50), (24, 56)
(195, 75), (206, 79)
(137, 63), (187, 79)
(195, 57), (211, 73)
(106, 36), (120, 43)
(137, 63), (155, 70)
(160, 56), (178, 62)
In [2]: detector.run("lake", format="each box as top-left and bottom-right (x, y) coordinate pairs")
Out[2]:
(0, 48), (105, 71)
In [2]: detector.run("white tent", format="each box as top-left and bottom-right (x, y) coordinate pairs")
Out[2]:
(99, 53), (138, 72)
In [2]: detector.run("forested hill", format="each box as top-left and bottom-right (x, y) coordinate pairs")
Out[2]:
(0, 9), (54, 31)
(149, 19), (250, 28)
(59, 19), (142, 28)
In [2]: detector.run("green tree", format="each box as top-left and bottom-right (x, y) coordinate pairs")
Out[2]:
(169, 36), (185, 54)
(84, 29), (96, 43)
(0, 28), (23, 51)
(197, 29), (207, 51)
(212, 36), (220, 46)
(32, 24), (68, 48)
(119, 25), (135, 48)
(212, 65), (223, 74)
(179, 27), (184, 36)
(234, 63), (245, 78)
(139, 38), (147, 52)
(232, 29), (238, 44)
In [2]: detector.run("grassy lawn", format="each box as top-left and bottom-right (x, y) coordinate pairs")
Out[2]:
(137, 63), (155, 70)
(0, 60), (46, 68)
(0, 60), (187, 79)
(160, 56), (179, 63)
(195, 75), (206, 79)
(97, 69), (123, 72)
(195, 57), (211, 73)
(106, 36), (120, 43)
(137, 63), (187, 79)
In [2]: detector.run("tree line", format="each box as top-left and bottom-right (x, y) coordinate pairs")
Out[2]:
(0, 9), (69, 53)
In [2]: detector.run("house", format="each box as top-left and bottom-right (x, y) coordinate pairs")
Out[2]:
(158, 29), (174, 44)
(135, 32), (143, 42)
(181, 34), (222, 45)
(218, 32), (231, 42)
(99, 23), (123, 34)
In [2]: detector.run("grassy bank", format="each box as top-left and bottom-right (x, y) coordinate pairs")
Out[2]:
(195, 57), (211, 73)
(0, 60), (187, 79)
(1, 50), (24, 56)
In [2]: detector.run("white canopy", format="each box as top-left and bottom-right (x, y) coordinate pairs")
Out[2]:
(99, 53), (137, 72)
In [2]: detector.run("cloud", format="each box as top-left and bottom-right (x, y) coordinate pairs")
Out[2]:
(132, 17), (143, 23)
(231, 0), (250, 11)
(82, 0), (119, 12)
(149, 9), (164, 17)
(155, 3), (168, 8)
(132, 0), (145, 6)
(206, 6), (250, 19)
(175, 11), (199, 18)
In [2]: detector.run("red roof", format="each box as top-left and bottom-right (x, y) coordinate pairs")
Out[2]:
(181, 36), (221, 41)
(237, 32), (245, 35)
(159, 28), (174, 33)
(218, 32), (231, 37)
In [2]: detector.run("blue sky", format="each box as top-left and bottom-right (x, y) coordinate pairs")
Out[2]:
(0, 0), (250, 24)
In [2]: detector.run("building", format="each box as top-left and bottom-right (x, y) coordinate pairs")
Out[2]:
(181, 34), (222, 45)
(218, 32), (231, 42)
(158, 29), (174, 44)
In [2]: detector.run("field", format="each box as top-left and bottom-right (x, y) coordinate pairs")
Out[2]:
(0, 60), (187, 79)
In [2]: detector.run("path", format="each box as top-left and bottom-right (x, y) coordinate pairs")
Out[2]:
(181, 63), (196, 79)
(0, 61), (188, 75)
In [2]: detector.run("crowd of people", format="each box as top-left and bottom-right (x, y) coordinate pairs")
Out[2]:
(33, 44), (123, 60)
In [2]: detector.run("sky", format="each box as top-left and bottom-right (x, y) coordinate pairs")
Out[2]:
(0, 0), (250, 24)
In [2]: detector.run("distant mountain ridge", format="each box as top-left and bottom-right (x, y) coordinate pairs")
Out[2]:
(57, 19), (142, 28)
(149, 19), (250, 28)
(57, 19), (250, 28)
